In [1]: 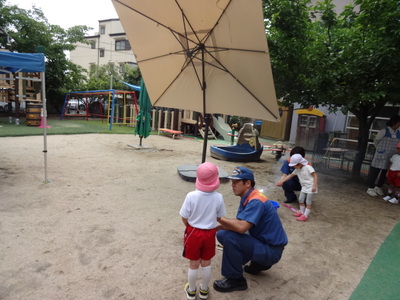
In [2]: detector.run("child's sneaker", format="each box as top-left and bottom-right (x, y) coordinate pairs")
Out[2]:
(199, 286), (209, 299)
(388, 198), (399, 204)
(293, 212), (303, 217)
(184, 283), (196, 300)
(383, 195), (392, 201)
(296, 214), (308, 221)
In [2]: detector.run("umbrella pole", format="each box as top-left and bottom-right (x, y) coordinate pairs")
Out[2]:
(201, 46), (208, 164)
(201, 115), (210, 163)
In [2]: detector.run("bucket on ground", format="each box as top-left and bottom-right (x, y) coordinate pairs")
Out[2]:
(26, 102), (42, 126)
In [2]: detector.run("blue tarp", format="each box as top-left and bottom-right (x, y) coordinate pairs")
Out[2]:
(121, 81), (141, 91)
(0, 51), (45, 73)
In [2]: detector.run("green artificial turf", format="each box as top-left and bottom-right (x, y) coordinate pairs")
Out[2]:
(350, 221), (400, 300)
(0, 116), (152, 137)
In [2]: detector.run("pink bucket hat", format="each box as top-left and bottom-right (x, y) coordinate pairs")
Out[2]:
(289, 154), (308, 167)
(196, 162), (220, 192)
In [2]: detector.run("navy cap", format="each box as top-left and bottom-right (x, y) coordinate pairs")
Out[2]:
(227, 167), (254, 181)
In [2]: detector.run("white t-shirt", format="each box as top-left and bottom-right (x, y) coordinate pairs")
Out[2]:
(390, 154), (400, 171)
(292, 165), (317, 194)
(179, 189), (226, 229)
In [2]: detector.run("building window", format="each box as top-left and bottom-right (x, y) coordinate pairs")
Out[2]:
(115, 40), (131, 51)
(90, 41), (96, 49)
(100, 26), (105, 35)
(99, 49), (105, 57)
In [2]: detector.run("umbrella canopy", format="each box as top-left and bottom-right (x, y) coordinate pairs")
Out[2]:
(113, 0), (280, 161)
(134, 78), (152, 146)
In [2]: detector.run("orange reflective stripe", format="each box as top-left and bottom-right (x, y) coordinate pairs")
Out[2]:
(243, 189), (268, 206)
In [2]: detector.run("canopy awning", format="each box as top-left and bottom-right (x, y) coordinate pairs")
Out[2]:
(0, 51), (45, 73)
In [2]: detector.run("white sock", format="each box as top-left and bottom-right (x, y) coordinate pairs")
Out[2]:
(201, 265), (212, 291)
(188, 268), (198, 291)
(304, 208), (311, 217)
(300, 206), (305, 214)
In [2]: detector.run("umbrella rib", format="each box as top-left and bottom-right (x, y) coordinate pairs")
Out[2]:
(190, 0), (278, 119)
(152, 48), (279, 121)
(184, 54), (204, 89)
(203, 47), (280, 120)
(152, 55), (203, 108)
(174, 0), (201, 45)
(208, 46), (268, 54)
(138, 50), (186, 64)
(198, 0), (234, 45)
(113, 0), (199, 47)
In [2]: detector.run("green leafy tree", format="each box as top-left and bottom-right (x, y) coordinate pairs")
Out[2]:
(264, 0), (400, 176)
(0, 0), (90, 112)
(84, 63), (141, 91)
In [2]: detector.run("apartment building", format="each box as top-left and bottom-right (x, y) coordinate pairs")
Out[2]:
(69, 19), (137, 72)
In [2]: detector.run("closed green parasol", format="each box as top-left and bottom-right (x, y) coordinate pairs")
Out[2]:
(134, 78), (152, 146)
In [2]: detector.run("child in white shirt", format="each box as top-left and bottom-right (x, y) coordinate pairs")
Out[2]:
(276, 154), (318, 221)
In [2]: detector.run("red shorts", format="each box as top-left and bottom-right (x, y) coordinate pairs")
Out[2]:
(183, 225), (216, 261)
(387, 170), (400, 187)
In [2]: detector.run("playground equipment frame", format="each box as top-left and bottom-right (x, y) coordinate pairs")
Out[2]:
(60, 89), (138, 130)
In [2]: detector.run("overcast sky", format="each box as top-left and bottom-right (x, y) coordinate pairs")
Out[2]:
(6, 0), (119, 34)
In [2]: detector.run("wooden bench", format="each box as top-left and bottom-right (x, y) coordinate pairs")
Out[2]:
(158, 128), (183, 139)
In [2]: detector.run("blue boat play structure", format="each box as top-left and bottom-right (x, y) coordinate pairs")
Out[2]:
(210, 123), (263, 162)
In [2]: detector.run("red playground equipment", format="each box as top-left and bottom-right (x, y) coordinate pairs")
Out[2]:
(60, 89), (139, 130)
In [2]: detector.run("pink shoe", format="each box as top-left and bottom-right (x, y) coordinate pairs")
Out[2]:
(293, 212), (303, 217)
(296, 215), (308, 221)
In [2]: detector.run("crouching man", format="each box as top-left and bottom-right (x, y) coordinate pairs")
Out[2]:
(214, 167), (288, 293)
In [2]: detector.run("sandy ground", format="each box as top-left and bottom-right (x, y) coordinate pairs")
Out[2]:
(0, 134), (399, 300)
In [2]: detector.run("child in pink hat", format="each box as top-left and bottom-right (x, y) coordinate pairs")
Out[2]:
(382, 142), (400, 204)
(179, 162), (226, 299)
(276, 154), (318, 221)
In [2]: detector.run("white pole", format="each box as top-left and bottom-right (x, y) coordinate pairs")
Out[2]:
(157, 108), (162, 130)
(41, 71), (51, 183)
(170, 110), (174, 130)
(164, 110), (168, 128)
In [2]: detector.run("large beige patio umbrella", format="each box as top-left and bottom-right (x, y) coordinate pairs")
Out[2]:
(112, 0), (280, 163)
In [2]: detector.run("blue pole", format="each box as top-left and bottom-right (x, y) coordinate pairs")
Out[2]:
(109, 90), (116, 131)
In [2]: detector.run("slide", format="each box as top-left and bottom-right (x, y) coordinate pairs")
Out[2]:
(212, 116), (234, 141)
